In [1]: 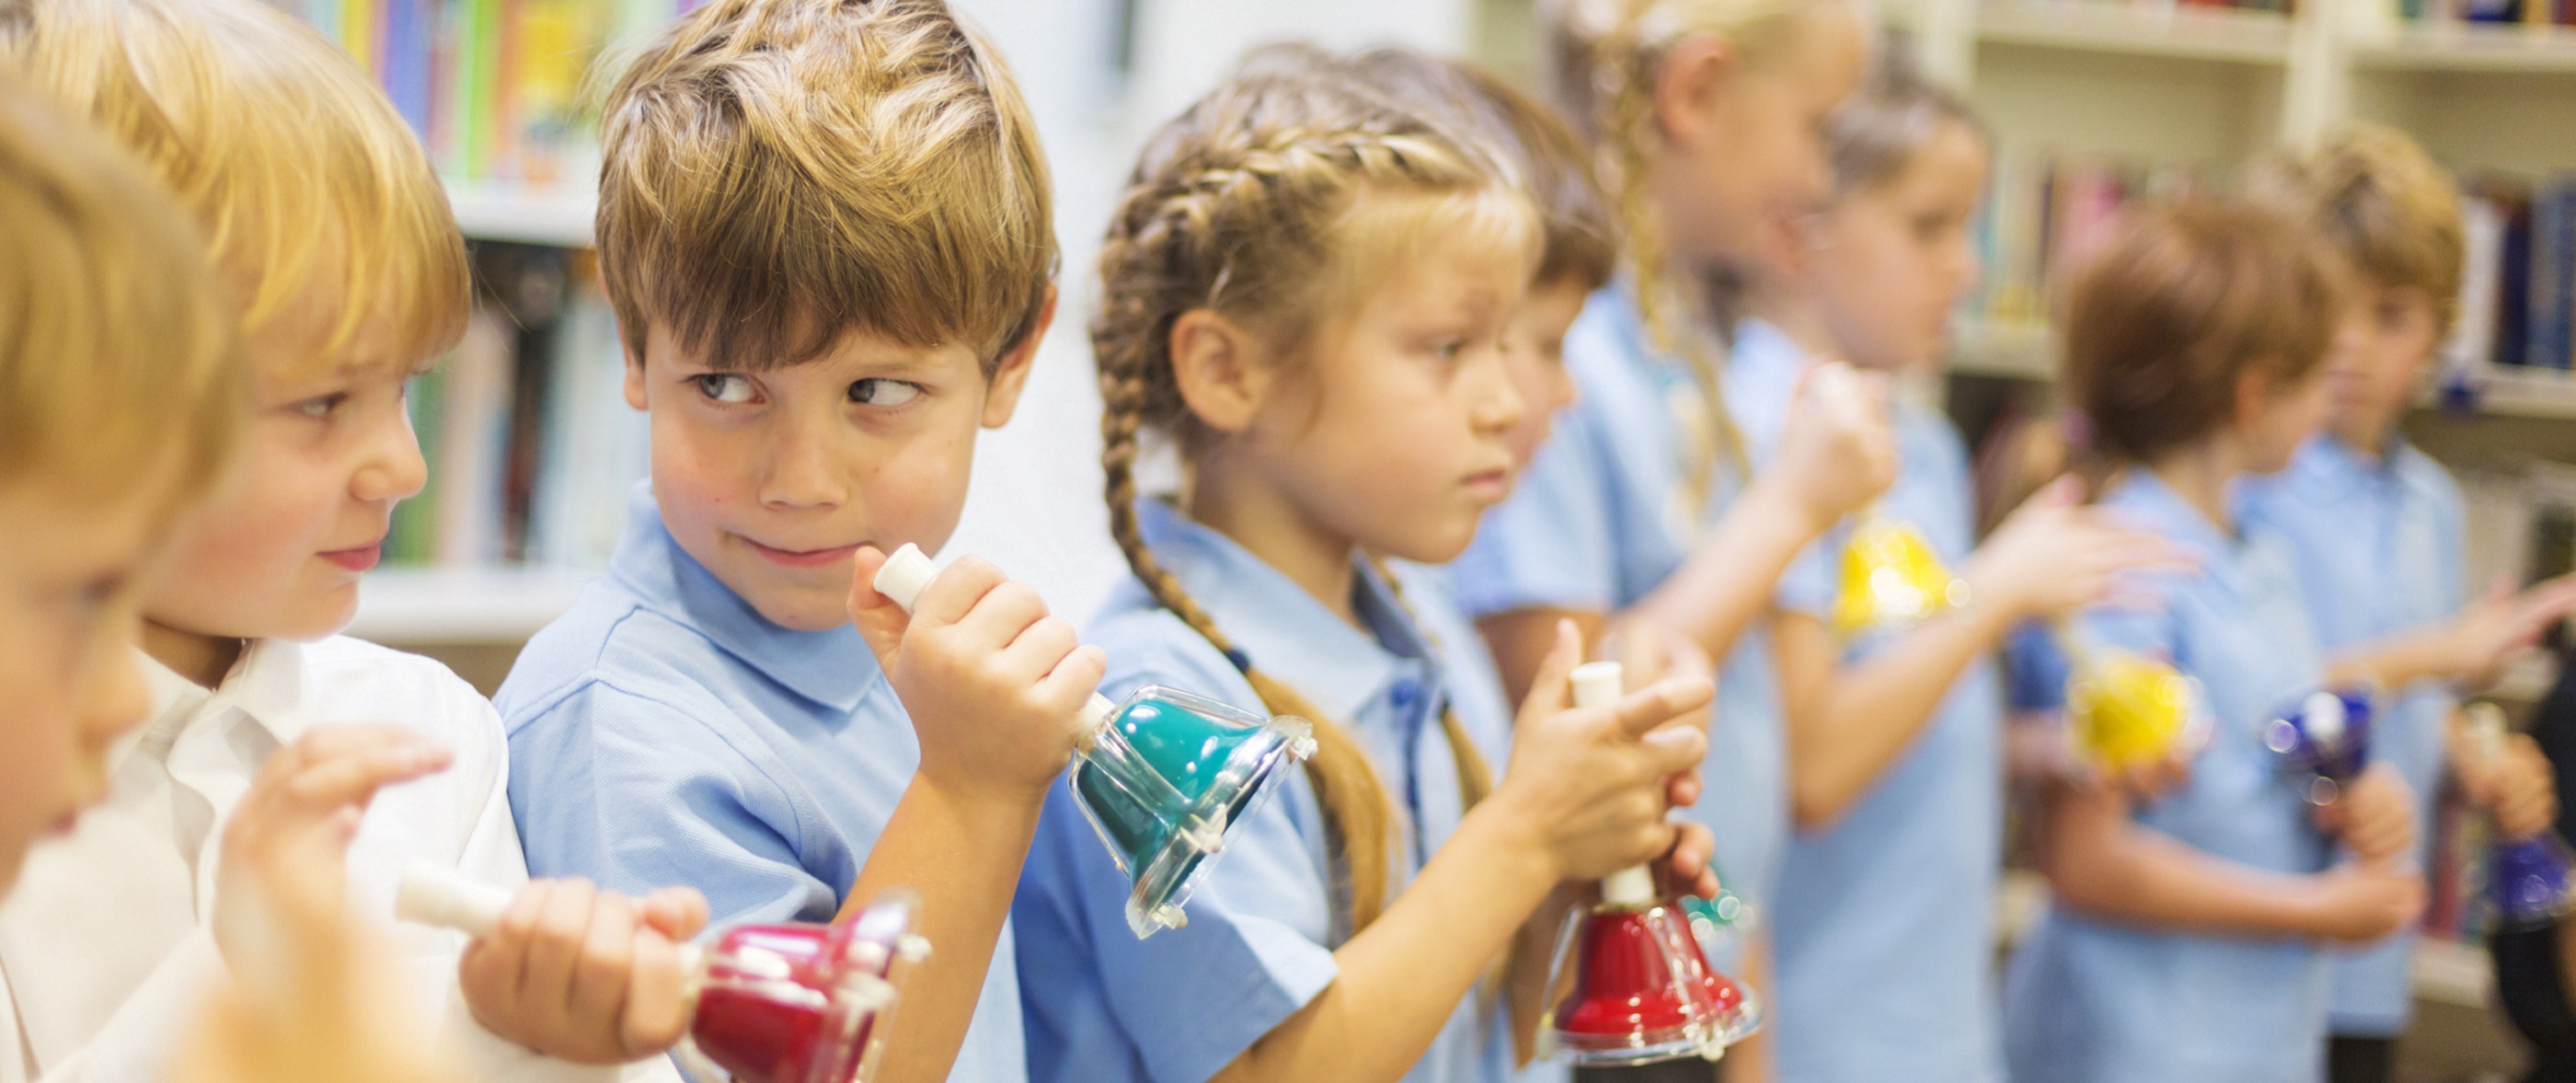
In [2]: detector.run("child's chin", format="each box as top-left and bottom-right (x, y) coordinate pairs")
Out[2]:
(738, 582), (857, 633)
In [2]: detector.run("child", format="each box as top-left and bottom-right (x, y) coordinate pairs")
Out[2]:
(1010, 50), (1721, 1083)
(497, 3), (1100, 1081)
(2000, 200), (2426, 1083)
(0, 1), (702, 1078)
(1458, 3), (1882, 1077)
(1736, 47), (2176, 1083)
(2241, 124), (2574, 1083)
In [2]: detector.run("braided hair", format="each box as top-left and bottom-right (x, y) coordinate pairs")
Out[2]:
(1092, 47), (1524, 938)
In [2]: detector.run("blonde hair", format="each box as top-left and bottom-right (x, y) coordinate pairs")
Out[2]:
(6, 0), (469, 374)
(2247, 122), (2465, 336)
(0, 75), (243, 503)
(1548, 0), (1847, 506)
(1094, 48), (1535, 936)
(596, 0), (1054, 373)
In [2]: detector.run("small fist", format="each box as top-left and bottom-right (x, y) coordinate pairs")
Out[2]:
(456, 878), (709, 1064)
(1768, 360), (1896, 530)
(2314, 762), (2417, 865)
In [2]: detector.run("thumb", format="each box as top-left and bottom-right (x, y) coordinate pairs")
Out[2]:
(2028, 473), (2083, 512)
(848, 547), (910, 668)
(639, 886), (709, 941)
(1518, 619), (1583, 719)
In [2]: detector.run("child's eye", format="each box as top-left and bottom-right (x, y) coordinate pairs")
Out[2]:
(693, 374), (756, 404)
(848, 378), (920, 407)
(1434, 340), (1466, 363)
(292, 393), (349, 421)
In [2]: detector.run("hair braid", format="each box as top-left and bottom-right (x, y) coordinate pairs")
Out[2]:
(1091, 51), (1535, 939)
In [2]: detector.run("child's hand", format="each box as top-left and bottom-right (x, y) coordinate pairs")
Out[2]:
(1765, 360), (1895, 532)
(1496, 621), (1716, 884)
(2072, 749), (2195, 807)
(849, 548), (1107, 808)
(456, 878), (709, 1064)
(1656, 822), (1723, 901)
(2424, 573), (2576, 686)
(2459, 730), (2560, 841)
(1596, 615), (1714, 711)
(215, 725), (453, 970)
(2306, 860), (2427, 945)
(1961, 477), (2190, 623)
(2314, 763), (2417, 864)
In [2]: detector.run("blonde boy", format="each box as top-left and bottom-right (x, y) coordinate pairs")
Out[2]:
(498, 2), (1101, 1080)
(1, 1), (698, 1079)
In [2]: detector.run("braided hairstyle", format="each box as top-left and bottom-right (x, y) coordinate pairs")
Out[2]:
(1547, 0), (1846, 517)
(1093, 47), (1525, 938)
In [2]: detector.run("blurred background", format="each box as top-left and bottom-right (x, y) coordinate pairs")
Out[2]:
(268, 0), (2576, 1077)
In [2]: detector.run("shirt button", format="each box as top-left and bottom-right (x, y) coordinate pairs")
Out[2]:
(1389, 679), (1420, 709)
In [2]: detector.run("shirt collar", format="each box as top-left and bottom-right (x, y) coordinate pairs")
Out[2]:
(1131, 498), (1435, 725)
(606, 481), (877, 712)
(117, 638), (313, 770)
(2106, 467), (2252, 598)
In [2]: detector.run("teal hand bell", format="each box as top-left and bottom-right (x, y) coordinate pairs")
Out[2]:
(874, 546), (1317, 938)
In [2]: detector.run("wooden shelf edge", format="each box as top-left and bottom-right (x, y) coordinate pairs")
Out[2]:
(1975, 1), (2294, 64)
(2351, 21), (2576, 74)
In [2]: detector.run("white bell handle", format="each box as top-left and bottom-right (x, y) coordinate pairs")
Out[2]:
(1571, 662), (1658, 907)
(874, 544), (1118, 743)
(395, 864), (707, 973)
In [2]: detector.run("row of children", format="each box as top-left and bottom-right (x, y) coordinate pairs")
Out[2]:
(2, 0), (2572, 1081)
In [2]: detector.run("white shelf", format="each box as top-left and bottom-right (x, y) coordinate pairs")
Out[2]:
(1947, 317), (2055, 381)
(444, 178), (595, 248)
(348, 565), (598, 643)
(1975, 1), (2294, 64)
(2352, 21), (2576, 74)
(2446, 365), (2576, 421)
(2412, 936), (2493, 1008)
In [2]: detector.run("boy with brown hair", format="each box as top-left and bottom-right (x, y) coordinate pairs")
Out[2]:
(497, 2), (1098, 1080)
(2245, 123), (2575, 1083)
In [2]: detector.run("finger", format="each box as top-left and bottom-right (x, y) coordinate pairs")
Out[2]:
(997, 615), (1082, 683)
(639, 887), (709, 942)
(282, 740), (454, 814)
(2023, 473), (2083, 513)
(1639, 722), (1708, 775)
(1669, 824), (1713, 874)
(1035, 644), (1110, 717)
(1518, 620), (1582, 718)
(1613, 674), (1719, 737)
(519, 879), (598, 1031)
(957, 579), (1051, 652)
(848, 547), (911, 667)
(569, 893), (640, 1043)
(622, 925), (694, 1056)
(909, 555), (1006, 629)
(1666, 771), (1703, 809)
(484, 880), (557, 1012)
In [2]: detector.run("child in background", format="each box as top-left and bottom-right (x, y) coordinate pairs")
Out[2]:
(498, 3), (1101, 1081)
(1011, 49), (1721, 1083)
(2241, 124), (2575, 1083)
(1458, 3), (1883, 1077)
(2, 1), (706, 1078)
(2001, 201), (2425, 1083)
(1739, 46), (2176, 1083)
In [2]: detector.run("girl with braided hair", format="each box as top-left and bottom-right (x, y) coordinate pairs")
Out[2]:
(1451, 4), (1884, 1079)
(1010, 49), (1724, 1083)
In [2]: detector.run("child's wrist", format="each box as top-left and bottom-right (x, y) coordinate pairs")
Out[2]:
(1461, 790), (1568, 887)
(908, 767), (1052, 824)
(1744, 475), (1837, 540)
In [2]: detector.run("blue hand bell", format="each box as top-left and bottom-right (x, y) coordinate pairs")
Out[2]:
(2466, 703), (2576, 932)
(875, 546), (1316, 938)
(2264, 686), (2375, 807)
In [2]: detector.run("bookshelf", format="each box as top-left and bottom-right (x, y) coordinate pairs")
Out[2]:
(1972, 1), (2294, 64)
(445, 177), (595, 248)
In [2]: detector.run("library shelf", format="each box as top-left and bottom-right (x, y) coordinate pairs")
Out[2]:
(348, 564), (598, 644)
(2351, 21), (2576, 75)
(1974, 1), (2294, 65)
(1946, 317), (2055, 382)
(444, 177), (595, 248)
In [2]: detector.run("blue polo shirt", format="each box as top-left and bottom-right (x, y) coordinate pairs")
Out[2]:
(1452, 286), (1788, 929)
(1013, 499), (1518, 1083)
(2001, 469), (2331, 1083)
(1740, 321), (2006, 1083)
(497, 484), (1024, 1083)
(2241, 433), (2467, 1036)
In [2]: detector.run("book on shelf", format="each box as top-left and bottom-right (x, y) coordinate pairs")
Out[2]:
(384, 245), (648, 571)
(1967, 149), (2228, 331)
(2417, 0), (2576, 26)
(270, 0), (696, 191)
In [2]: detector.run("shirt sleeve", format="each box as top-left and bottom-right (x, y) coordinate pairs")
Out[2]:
(6, 928), (222, 1083)
(1452, 403), (1622, 617)
(508, 683), (838, 929)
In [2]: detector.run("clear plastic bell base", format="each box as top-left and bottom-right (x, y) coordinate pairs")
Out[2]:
(679, 892), (923, 1083)
(1068, 685), (1315, 939)
(1830, 516), (1968, 639)
(2066, 651), (2209, 773)
(2263, 686), (2375, 805)
(1541, 899), (1759, 1066)
(2490, 834), (2576, 933)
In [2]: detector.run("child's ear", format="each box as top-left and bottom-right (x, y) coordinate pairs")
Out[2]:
(2232, 365), (2275, 432)
(621, 324), (650, 411)
(980, 284), (1056, 429)
(1168, 308), (1271, 435)
(1653, 33), (1739, 149)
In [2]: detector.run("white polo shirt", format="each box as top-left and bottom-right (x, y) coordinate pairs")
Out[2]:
(0, 636), (680, 1083)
